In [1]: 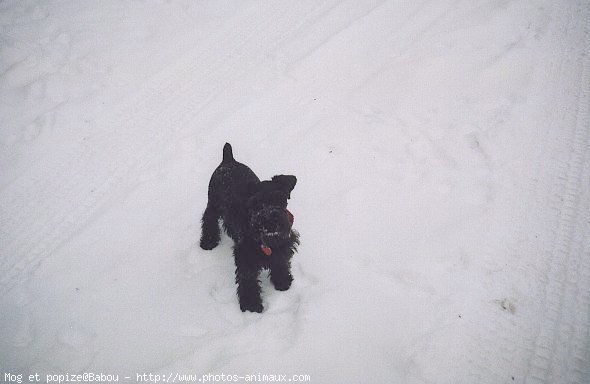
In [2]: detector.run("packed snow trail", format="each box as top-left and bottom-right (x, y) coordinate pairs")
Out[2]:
(1, 1), (589, 383)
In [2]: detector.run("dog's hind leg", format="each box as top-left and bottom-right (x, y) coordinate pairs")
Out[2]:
(200, 203), (221, 250)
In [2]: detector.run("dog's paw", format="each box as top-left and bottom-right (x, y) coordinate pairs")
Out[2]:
(271, 275), (293, 291)
(240, 300), (263, 313)
(199, 236), (219, 250)
(240, 303), (263, 313)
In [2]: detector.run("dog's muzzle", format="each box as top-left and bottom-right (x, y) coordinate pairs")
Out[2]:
(255, 208), (294, 256)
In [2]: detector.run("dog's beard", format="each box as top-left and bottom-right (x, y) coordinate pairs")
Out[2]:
(250, 208), (292, 247)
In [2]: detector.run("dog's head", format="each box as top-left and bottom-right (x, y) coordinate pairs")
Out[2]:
(247, 175), (297, 251)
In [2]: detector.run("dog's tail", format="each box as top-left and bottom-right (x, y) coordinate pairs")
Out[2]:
(222, 142), (234, 163)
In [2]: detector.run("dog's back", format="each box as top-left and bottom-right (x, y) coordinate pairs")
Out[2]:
(208, 143), (259, 207)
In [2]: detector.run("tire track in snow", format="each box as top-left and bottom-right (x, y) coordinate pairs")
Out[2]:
(276, 0), (389, 69)
(462, 2), (590, 383)
(524, 3), (590, 381)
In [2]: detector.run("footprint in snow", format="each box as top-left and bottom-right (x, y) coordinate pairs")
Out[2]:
(53, 323), (96, 371)
(495, 298), (516, 314)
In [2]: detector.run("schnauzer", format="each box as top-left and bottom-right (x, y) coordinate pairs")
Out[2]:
(200, 143), (299, 313)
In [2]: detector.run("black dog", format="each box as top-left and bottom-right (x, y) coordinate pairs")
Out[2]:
(200, 143), (299, 313)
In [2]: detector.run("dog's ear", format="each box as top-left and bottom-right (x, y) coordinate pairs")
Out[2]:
(271, 175), (297, 199)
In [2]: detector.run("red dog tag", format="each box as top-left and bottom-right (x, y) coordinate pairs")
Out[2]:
(261, 244), (272, 256)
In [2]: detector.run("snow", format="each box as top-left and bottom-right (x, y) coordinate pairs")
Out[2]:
(1, 1), (589, 383)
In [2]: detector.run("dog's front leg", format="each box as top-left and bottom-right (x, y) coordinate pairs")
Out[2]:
(270, 253), (293, 291)
(234, 245), (263, 313)
(235, 266), (263, 313)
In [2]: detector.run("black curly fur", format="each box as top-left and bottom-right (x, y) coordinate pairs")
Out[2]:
(200, 143), (299, 313)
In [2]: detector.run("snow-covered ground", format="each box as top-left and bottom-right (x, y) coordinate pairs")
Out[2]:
(1, 1), (589, 383)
